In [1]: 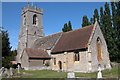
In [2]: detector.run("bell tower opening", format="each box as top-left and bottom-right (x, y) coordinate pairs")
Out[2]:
(33, 14), (38, 25)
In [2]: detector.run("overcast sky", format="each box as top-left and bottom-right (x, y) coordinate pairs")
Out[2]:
(2, 2), (106, 50)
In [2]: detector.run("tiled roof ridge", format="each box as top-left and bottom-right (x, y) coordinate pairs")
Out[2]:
(52, 25), (94, 53)
(24, 48), (50, 58)
(64, 25), (94, 34)
(43, 32), (62, 38)
(51, 32), (63, 50)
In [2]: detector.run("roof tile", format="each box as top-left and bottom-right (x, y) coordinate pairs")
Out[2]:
(52, 25), (94, 53)
(25, 48), (50, 58)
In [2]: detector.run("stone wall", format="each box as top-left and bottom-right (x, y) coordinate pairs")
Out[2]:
(89, 23), (111, 72)
(51, 51), (89, 72)
(21, 50), (29, 70)
(29, 59), (50, 70)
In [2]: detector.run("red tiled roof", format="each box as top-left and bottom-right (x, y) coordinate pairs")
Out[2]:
(10, 61), (17, 64)
(25, 48), (50, 58)
(52, 25), (94, 53)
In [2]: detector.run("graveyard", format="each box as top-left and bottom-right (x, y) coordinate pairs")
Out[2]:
(1, 2), (120, 79)
(0, 67), (118, 78)
(20, 67), (119, 78)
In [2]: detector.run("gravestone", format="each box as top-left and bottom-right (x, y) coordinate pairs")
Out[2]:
(0, 67), (4, 74)
(1, 67), (5, 77)
(10, 67), (13, 77)
(67, 72), (75, 78)
(4, 68), (10, 78)
(97, 66), (102, 78)
(0, 67), (3, 79)
(18, 64), (20, 74)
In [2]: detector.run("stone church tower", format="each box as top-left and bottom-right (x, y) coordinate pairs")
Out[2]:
(17, 4), (44, 63)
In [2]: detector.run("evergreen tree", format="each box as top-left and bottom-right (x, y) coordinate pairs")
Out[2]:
(104, 2), (118, 62)
(114, 2), (120, 62)
(2, 30), (12, 68)
(2, 31), (11, 57)
(68, 21), (72, 31)
(62, 23), (68, 32)
(111, 2), (116, 28)
(62, 21), (72, 32)
(82, 16), (90, 27)
(100, 7), (105, 34)
(11, 49), (17, 57)
(93, 9), (99, 24)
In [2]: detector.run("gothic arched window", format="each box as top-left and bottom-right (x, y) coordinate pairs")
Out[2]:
(33, 14), (38, 25)
(96, 37), (103, 61)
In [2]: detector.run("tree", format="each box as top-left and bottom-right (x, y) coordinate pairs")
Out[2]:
(82, 16), (90, 27)
(93, 9), (99, 24)
(103, 2), (118, 62)
(62, 21), (72, 32)
(2, 30), (12, 68)
(62, 23), (68, 32)
(114, 2), (120, 62)
(2, 31), (11, 57)
(68, 21), (72, 31)
(11, 49), (17, 57)
(100, 7), (106, 35)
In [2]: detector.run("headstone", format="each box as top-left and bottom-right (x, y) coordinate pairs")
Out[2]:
(0, 67), (3, 79)
(18, 64), (20, 74)
(10, 67), (13, 76)
(57, 69), (60, 72)
(67, 72), (75, 78)
(97, 67), (102, 78)
(4, 68), (10, 78)
(0, 67), (5, 77)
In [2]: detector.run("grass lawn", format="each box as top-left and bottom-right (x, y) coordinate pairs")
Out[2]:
(75, 67), (118, 78)
(16, 67), (119, 78)
(21, 70), (68, 78)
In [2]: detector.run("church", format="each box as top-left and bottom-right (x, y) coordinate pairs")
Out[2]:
(16, 5), (111, 72)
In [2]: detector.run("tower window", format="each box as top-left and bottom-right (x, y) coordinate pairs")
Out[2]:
(96, 37), (103, 61)
(33, 14), (38, 25)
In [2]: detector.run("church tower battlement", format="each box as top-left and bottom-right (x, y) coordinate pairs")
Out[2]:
(17, 4), (44, 63)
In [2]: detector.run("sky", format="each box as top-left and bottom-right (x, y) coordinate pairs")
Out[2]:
(2, 2), (106, 50)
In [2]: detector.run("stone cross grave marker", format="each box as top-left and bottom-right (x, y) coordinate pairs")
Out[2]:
(18, 64), (20, 74)
(97, 66), (102, 78)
